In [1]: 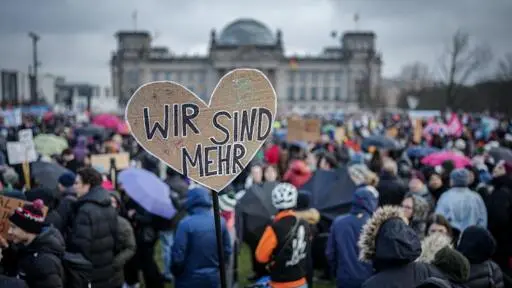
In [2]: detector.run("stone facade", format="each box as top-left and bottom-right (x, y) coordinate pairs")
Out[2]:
(111, 18), (382, 115)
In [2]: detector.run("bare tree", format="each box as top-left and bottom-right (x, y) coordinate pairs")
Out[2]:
(438, 29), (493, 109)
(496, 52), (512, 81)
(398, 61), (433, 92)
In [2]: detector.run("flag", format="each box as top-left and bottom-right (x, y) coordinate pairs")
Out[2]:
(354, 13), (359, 23)
(447, 113), (463, 137)
(330, 31), (337, 39)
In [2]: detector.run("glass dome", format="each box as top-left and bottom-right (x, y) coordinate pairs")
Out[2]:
(218, 19), (275, 46)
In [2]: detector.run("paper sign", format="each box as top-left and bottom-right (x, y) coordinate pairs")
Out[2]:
(7, 142), (37, 165)
(90, 153), (130, 172)
(287, 118), (321, 142)
(413, 119), (423, 144)
(125, 69), (277, 192)
(386, 127), (398, 138)
(0, 195), (48, 237)
(335, 127), (345, 143)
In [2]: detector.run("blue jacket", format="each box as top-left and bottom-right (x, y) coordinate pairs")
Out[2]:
(435, 187), (487, 232)
(326, 185), (378, 288)
(172, 187), (232, 288)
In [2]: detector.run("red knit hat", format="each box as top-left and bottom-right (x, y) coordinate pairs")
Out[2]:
(9, 199), (45, 234)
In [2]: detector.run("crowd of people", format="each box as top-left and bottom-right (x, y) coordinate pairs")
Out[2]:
(0, 110), (510, 288)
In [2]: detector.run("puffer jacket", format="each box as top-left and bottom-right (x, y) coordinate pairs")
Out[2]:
(67, 186), (118, 288)
(457, 226), (504, 288)
(172, 187), (232, 288)
(16, 227), (65, 288)
(326, 185), (378, 288)
(358, 206), (445, 288)
(0, 275), (28, 288)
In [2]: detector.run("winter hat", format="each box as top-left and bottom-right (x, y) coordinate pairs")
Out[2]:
(58, 172), (76, 188)
(9, 199), (45, 234)
(272, 183), (298, 210)
(457, 225), (496, 264)
(432, 246), (470, 283)
(219, 192), (237, 212)
(450, 168), (470, 187)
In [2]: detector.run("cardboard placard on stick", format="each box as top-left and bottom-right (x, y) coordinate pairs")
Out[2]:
(287, 118), (321, 142)
(0, 195), (48, 237)
(90, 153), (130, 172)
(125, 69), (277, 192)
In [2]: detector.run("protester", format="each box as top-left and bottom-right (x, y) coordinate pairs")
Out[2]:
(8, 199), (65, 288)
(426, 214), (453, 239)
(295, 192), (320, 287)
(55, 172), (77, 234)
(435, 169), (488, 240)
(256, 183), (310, 288)
(171, 187), (232, 288)
(409, 174), (435, 210)
(377, 159), (407, 206)
(358, 206), (443, 288)
(24, 187), (62, 230)
(326, 185), (379, 288)
(402, 193), (430, 239)
(67, 167), (118, 288)
(430, 247), (470, 288)
(456, 226), (504, 288)
(110, 192), (136, 288)
(417, 232), (452, 264)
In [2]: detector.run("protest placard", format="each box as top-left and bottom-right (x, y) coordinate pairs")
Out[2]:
(287, 118), (321, 142)
(125, 69), (277, 192)
(90, 153), (130, 172)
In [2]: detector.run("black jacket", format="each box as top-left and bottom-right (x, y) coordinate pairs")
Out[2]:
(16, 227), (65, 288)
(376, 172), (407, 207)
(67, 186), (118, 288)
(55, 188), (77, 235)
(360, 207), (444, 288)
(0, 275), (28, 288)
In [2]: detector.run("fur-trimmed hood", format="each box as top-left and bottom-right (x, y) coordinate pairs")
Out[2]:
(417, 233), (453, 264)
(358, 205), (421, 268)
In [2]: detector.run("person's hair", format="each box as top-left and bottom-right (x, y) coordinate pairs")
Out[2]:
(77, 167), (102, 187)
(316, 151), (338, 169)
(382, 158), (398, 176)
(61, 148), (73, 156)
(427, 214), (453, 237)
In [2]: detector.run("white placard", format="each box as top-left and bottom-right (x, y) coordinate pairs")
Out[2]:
(18, 129), (34, 143)
(7, 142), (37, 165)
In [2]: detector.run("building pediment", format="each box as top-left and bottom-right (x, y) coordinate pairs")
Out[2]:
(210, 46), (282, 63)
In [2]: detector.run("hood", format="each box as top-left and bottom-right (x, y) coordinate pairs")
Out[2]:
(350, 185), (378, 215)
(432, 246), (470, 283)
(295, 208), (320, 225)
(77, 186), (112, 207)
(358, 206), (421, 268)
(110, 190), (123, 213)
(491, 174), (512, 190)
(27, 226), (65, 257)
(417, 233), (453, 264)
(25, 187), (59, 210)
(186, 187), (212, 213)
(289, 160), (311, 175)
(457, 225), (496, 264)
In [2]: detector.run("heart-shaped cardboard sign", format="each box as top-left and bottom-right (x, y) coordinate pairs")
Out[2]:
(125, 69), (277, 192)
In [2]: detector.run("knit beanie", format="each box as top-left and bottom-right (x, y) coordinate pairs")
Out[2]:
(218, 192), (236, 212)
(450, 169), (470, 187)
(58, 172), (76, 188)
(432, 246), (470, 283)
(9, 199), (45, 234)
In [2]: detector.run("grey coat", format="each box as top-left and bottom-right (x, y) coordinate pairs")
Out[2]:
(112, 215), (136, 287)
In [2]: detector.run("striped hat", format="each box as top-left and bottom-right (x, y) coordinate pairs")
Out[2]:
(9, 199), (45, 234)
(218, 193), (237, 212)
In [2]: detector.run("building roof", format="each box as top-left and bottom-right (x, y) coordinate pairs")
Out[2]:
(218, 18), (275, 46)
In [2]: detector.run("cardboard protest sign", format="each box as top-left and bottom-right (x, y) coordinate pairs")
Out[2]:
(0, 195), (48, 237)
(90, 153), (130, 172)
(335, 127), (346, 144)
(125, 69), (277, 192)
(287, 118), (321, 142)
(413, 119), (423, 144)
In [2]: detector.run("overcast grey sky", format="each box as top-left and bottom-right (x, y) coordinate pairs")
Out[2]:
(0, 0), (510, 86)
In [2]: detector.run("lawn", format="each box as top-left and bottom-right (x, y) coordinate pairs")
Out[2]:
(155, 242), (335, 288)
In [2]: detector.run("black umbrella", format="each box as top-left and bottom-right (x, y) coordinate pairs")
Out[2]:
(489, 147), (512, 163)
(74, 125), (108, 140)
(301, 167), (356, 222)
(236, 182), (277, 246)
(362, 135), (402, 151)
(31, 161), (72, 190)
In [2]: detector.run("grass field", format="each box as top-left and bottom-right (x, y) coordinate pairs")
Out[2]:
(155, 242), (335, 288)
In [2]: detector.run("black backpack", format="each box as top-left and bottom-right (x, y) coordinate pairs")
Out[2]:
(45, 251), (92, 288)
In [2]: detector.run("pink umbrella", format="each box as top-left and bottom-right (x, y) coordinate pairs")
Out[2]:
(92, 114), (122, 130)
(421, 151), (472, 168)
(116, 121), (130, 135)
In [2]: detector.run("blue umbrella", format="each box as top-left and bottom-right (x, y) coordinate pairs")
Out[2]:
(406, 146), (440, 159)
(118, 168), (176, 219)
